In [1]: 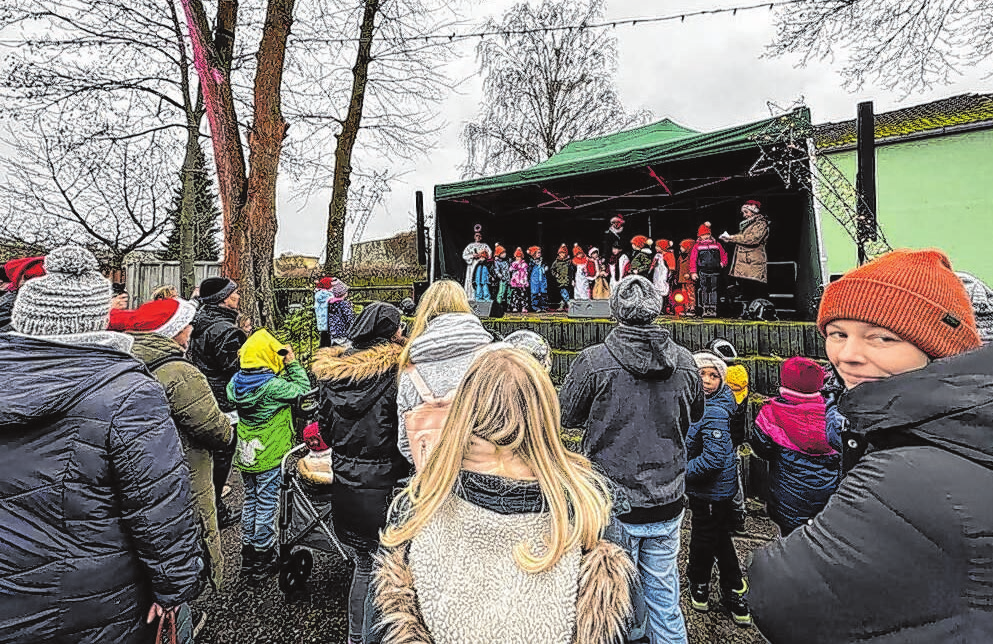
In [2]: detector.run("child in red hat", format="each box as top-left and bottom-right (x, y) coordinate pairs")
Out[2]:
(571, 245), (590, 300)
(509, 248), (530, 313)
(628, 235), (654, 277)
(492, 245), (510, 306)
(550, 244), (573, 310)
(751, 357), (842, 536)
(473, 249), (493, 302)
(676, 239), (697, 315)
(689, 222), (728, 317)
(651, 239), (676, 301)
(527, 246), (548, 312)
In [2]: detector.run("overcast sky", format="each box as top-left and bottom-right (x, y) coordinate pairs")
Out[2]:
(276, 0), (992, 258)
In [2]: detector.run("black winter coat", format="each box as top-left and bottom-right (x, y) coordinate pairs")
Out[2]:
(0, 333), (204, 644)
(312, 342), (410, 551)
(0, 289), (15, 331)
(560, 324), (704, 523)
(187, 303), (246, 412)
(750, 344), (993, 643)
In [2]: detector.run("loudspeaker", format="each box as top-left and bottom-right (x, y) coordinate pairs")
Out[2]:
(567, 300), (613, 319)
(470, 301), (504, 318)
(412, 281), (430, 305)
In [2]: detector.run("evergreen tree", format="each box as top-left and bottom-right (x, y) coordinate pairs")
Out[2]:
(161, 146), (222, 261)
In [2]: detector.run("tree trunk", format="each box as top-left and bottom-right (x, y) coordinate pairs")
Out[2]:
(243, 0), (295, 328)
(178, 124), (200, 298)
(323, 0), (380, 276)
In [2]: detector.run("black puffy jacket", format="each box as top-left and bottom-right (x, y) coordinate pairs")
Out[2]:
(0, 332), (204, 644)
(559, 324), (704, 523)
(312, 342), (410, 550)
(750, 344), (993, 643)
(187, 303), (246, 412)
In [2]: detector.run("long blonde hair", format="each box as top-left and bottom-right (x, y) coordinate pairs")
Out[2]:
(396, 279), (473, 373)
(381, 347), (612, 574)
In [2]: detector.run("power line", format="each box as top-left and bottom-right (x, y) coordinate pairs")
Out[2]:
(0, 0), (804, 47)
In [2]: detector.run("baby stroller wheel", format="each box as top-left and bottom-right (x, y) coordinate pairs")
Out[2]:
(279, 548), (314, 595)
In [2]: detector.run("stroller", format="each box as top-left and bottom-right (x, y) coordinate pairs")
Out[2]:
(276, 388), (349, 596)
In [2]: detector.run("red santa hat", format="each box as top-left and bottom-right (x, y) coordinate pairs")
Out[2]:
(527, 246), (541, 257)
(494, 244), (506, 257)
(631, 235), (650, 250)
(557, 244), (569, 257)
(3, 256), (46, 289)
(587, 245), (600, 256)
(610, 215), (625, 226)
(697, 222), (712, 237)
(112, 298), (198, 339)
(514, 247), (524, 259)
(743, 200), (761, 213)
(572, 244), (587, 265)
(680, 239), (695, 252)
(655, 239), (672, 252)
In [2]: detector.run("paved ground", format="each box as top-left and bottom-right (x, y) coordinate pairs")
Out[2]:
(193, 475), (775, 644)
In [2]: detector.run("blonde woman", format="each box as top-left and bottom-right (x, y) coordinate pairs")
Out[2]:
(376, 348), (636, 644)
(151, 284), (179, 301)
(396, 279), (493, 464)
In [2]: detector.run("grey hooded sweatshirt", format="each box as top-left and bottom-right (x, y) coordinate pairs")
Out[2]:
(397, 313), (494, 462)
(559, 324), (704, 523)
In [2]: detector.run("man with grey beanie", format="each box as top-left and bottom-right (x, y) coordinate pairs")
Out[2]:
(0, 245), (203, 643)
(560, 275), (703, 644)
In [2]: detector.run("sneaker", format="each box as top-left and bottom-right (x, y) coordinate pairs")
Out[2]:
(723, 580), (753, 627)
(732, 510), (749, 536)
(690, 582), (709, 612)
(221, 484), (232, 498)
(248, 546), (278, 584)
(239, 544), (256, 577)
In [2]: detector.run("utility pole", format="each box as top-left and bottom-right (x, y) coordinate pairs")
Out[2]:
(855, 101), (877, 265)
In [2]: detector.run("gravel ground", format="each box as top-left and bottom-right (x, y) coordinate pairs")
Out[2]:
(193, 475), (775, 644)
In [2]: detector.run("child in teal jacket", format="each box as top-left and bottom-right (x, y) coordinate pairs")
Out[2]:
(227, 328), (311, 582)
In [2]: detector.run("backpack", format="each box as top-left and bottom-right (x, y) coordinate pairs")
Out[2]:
(403, 365), (456, 471)
(697, 246), (722, 272)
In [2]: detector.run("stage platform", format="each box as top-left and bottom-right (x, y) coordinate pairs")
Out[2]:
(476, 314), (826, 397)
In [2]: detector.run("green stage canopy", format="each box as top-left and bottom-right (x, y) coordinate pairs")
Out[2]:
(435, 110), (809, 202)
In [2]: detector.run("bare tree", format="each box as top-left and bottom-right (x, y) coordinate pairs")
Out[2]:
(0, 129), (173, 269)
(0, 0), (210, 295)
(768, 0), (993, 93)
(461, 0), (652, 178)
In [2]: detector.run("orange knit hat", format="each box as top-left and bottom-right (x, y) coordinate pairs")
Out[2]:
(655, 239), (671, 252)
(557, 243), (569, 257)
(679, 239), (695, 252)
(817, 249), (981, 359)
(527, 246), (541, 257)
(697, 222), (711, 237)
(514, 247), (524, 259)
(631, 235), (649, 250)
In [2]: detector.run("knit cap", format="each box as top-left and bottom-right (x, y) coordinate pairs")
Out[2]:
(725, 364), (749, 404)
(494, 245), (506, 257)
(631, 235), (650, 250)
(679, 239), (695, 252)
(117, 298), (198, 339)
(655, 239), (671, 252)
(697, 222), (712, 238)
(817, 249), (981, 359)
(610, 275), (663, 325)
(514, 247), (524, 259)
(743, 200), (761, 213)
(198, 276), (237, 305)
(317, 277), (334, 290)
(780, 356), (824, 394)
(504, 330), (552, 371)
(11, 245), (111, 336)
(693, 351), (728, 387)
(557, 244), (568, 257)
(527, 246), (541, 257)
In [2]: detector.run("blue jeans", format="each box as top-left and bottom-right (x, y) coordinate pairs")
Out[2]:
(242, 467), (281, 549)
(607, 512), (687, 644)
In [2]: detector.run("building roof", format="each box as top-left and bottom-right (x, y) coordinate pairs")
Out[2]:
(814, 93), (993, 150)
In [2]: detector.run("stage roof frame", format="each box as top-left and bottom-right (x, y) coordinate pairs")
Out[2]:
(435, 109), (811, 203)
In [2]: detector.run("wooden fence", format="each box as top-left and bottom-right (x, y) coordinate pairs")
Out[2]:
(125, 261), (222, 305)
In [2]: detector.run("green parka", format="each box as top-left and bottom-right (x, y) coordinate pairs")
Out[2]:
(129, 331), (232, 590)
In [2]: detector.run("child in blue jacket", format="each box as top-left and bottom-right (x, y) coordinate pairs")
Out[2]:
(685, 351), (751, 627)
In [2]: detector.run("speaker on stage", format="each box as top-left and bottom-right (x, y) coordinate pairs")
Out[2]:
(470, 301), (504, 318)
(413, 281), (430, 305)
(567, 300), (613, 319)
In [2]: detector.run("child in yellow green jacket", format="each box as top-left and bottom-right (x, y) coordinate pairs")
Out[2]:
(227, 329), (311, 582)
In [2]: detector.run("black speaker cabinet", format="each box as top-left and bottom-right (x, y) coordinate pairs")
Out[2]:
(567, 300), (613, 319)
(412, 281), (430, 305)
(470, 300), (504, 318)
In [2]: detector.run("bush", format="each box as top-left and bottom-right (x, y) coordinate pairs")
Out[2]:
(274, 306), (320, 368)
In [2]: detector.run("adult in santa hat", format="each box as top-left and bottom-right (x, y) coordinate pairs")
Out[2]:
(720, 200), (770, 316)
(601, 214), (627, 260)
(122, 298), (233, 597)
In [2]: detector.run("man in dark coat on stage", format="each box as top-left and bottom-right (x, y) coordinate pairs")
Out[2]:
(601, 214), (627, 260)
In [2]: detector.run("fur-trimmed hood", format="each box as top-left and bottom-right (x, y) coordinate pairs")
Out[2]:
(311, 341), (403, 382)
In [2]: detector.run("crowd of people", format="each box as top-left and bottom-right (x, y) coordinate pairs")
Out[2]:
(461, 200), (771, 318)
(2, 242), (992, 644)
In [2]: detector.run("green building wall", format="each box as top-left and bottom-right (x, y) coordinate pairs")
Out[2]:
(817, 127), (993, 284)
